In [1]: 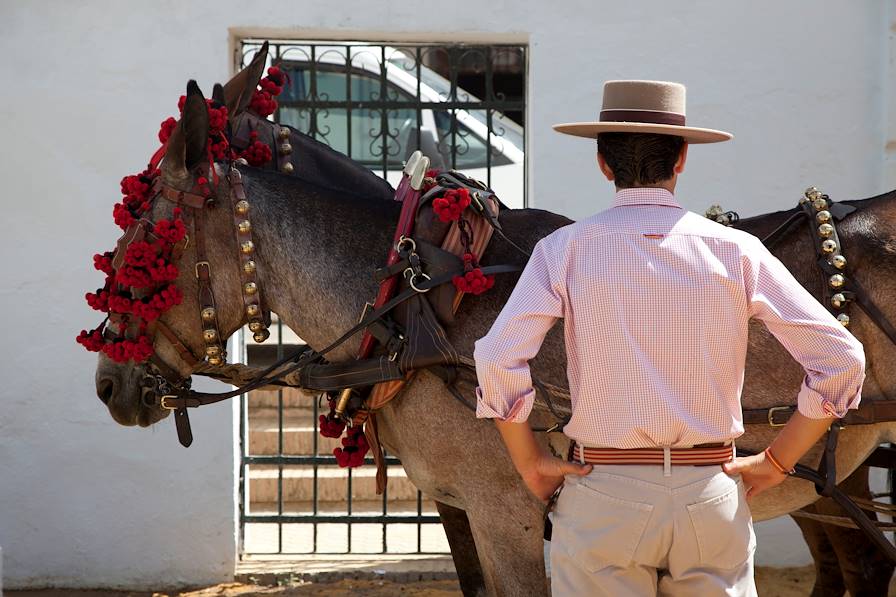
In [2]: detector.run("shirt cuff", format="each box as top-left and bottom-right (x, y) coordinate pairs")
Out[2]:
(475, 386), (535, 423)
(796, 378), (862, 419)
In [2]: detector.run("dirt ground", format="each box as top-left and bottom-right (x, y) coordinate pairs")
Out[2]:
(7, 567), (896, 596)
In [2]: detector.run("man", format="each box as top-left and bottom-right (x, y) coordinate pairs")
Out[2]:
(473, 80), (866, 596)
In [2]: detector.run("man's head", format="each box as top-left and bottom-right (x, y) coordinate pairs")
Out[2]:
(596, 132), (688, 191)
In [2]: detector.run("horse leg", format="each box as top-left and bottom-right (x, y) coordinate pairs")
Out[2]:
(435, 500), (487, 597)
(792, 510), (846, 596)
(815, 466), (895, 597)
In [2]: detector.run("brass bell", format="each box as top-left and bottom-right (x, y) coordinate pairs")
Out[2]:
(243, 260), (256, 274)
(816, 210), (832, 224)
(837, 313), (850, 327)
(280, 143), (293, 155)
(202, 328), (218, 343)
(241, 240), (254, 254)
(201, 307), (216, 322)
(206, 345), (222, 357)
(246, 303), (260, 318)
(831, 293), (847, 309)
(235, 200), (250, 215)
(812, 198), (828, 211)
(281, 162), (294, 174)
(244, 281), (258, 294)
(253, 329), (271, 343)
(805, 186), (820, 200)
(207, 355), (224, 366)
(278, 127), (290, 140)
(248, 321), (264, 332)
(831, 254), (847, 269)
(829, 274), (845, 289)
(818, 223), (834, 238)
(238, 220), (252, 234)
(821, 239), (837, 254)
(799, 195), (810, 204)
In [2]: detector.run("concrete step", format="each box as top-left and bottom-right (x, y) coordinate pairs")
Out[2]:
(248, 415), (343, 456)
(248, 465), (420, 503)
(247, 386), (319, 409)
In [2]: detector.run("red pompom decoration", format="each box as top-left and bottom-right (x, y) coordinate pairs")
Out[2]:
(158, 117), (177, 143)
(238, 131), (274, 166)
(452, 252), (495, 295)
(432, 187), (471, 223)
(318, 413), (346, 438)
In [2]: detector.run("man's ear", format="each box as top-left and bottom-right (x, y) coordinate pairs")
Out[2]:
(674, 142), (689, 175)
(596, 151), (615, 182)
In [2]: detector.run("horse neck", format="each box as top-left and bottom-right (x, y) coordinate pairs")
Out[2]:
(245, 169), (401, 359)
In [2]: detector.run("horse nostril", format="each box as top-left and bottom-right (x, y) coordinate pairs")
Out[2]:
(97, 379), (115, 405)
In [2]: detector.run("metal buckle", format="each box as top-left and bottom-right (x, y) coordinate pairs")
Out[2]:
(396, 235), (416, 253)
(160, 395), (178, 410)
(768, 406), (791, 427)
(404, 268), (431, 293)
(195, 261), (210, 278)
(358, 301), (374, 324)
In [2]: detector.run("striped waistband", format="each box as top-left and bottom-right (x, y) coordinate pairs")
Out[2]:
(571, 442), (735, 466)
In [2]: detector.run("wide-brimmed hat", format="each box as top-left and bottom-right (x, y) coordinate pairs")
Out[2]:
(553, 80), (732, 144)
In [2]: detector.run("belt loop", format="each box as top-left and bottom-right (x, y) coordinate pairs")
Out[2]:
(663, 446), (671, 477)
(577, 443), (585, 465)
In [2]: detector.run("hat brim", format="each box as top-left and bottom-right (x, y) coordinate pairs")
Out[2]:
(552, 121), (732, 144)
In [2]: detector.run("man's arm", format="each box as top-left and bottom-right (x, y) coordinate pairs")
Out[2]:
(724, 237), (866, 497)
(474, 236), (591, 502)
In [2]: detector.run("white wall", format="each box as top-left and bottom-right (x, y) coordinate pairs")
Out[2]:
(0, 0), (889, 587)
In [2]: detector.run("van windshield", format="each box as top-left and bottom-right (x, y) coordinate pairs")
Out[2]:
(386, 52), (524, 152)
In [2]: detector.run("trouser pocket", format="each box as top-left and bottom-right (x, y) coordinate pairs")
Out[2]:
(556, 478), (655, 572)
(686, 475), (756, 569)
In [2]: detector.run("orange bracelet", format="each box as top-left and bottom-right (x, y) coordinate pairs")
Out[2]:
(764, 447), (795, 475)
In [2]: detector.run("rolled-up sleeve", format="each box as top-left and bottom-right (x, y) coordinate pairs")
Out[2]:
(473, 236), (565, 422)
(743, 236), (865, 419)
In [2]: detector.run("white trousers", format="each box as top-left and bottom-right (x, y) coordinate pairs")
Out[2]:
(549, 463), (757, 597)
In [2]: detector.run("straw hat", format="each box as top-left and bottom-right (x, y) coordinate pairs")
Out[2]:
(553, 80), (732, 144)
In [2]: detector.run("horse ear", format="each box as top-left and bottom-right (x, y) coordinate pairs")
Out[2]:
(164, 80), (209, 176)
(212, 82), (225, 106)
(223, 41), (268, 115)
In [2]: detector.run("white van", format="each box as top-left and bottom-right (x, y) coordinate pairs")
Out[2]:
(264, 44), (526, 207)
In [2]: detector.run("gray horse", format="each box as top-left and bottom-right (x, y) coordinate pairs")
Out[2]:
(94, 81), (896, 596)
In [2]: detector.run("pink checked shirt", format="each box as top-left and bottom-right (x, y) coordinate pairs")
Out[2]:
(473, 188), (865, 449)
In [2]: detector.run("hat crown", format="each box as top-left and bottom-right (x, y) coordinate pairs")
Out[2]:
(601, 80), (686, 116)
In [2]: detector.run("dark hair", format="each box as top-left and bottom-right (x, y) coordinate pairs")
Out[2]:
(596, 132), (685, 188)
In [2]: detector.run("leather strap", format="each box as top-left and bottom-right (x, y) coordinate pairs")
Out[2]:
(742, 398), (896, 426)
(229, 168), (267, 334)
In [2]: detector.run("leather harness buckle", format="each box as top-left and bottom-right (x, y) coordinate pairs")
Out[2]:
(195, 261), (210, 278)
(160, 395), (178, 410)
(768, 406), (791, 427)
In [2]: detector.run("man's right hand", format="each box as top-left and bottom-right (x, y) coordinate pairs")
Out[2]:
(520, 453), (592, 503)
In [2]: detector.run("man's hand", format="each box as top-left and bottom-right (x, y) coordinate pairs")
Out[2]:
(721, 452), (788, 499)
(521, 453), (592, 503)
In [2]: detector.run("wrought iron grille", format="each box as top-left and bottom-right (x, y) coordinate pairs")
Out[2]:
(237, 39), (527, 556)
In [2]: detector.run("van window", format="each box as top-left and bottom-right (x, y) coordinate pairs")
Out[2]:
(433, 111), (512, 169)
(279, 66), (416, 167)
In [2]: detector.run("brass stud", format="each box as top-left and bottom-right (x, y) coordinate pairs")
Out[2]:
(202, 328), (218, 343)
(244, 281), (258, 295)
(206, 345), (222, 357)
(235, 200), (250, 215)
(829, 274), (845, 289)
(812, 198), (828, 211)
(243, 260), (256, 274)
(281, 162), (294, 174)
(799, 195), (810, 204)
(241, 240), (254, 254)
(831, 293), (847, 309)
(821, 239), (838, 254)
(238, 220), (252, 234)
(831, 254), (847, 269)
(207, 355), (224, 366)
(805, 186), (821, 200)
(248, 321), (264, 332)
(280, 143), (293, 155)
(253, 329), (271, 343)
(816, 210), (832, 224)
(201, 307), (216, 323)
(235, 157), (249, 166)
(837, 313), (850, 327)
(818, 223), (834, 238)
(278, 127), (290, 140)
(246, 303), (260, 318)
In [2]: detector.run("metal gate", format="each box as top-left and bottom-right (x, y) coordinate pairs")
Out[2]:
(237, 38), (527, 555)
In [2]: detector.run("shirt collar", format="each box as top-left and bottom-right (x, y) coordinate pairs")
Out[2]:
(612, 187), (682, 209)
